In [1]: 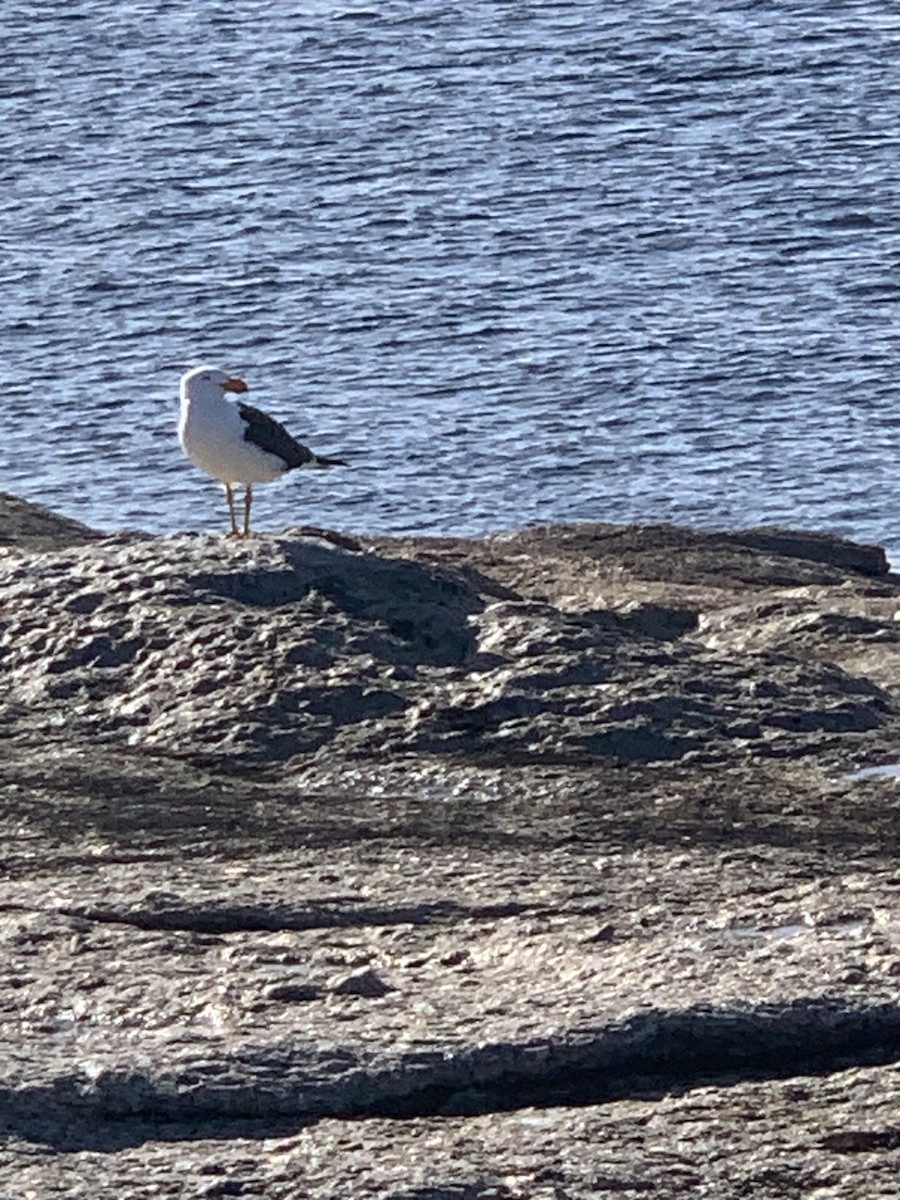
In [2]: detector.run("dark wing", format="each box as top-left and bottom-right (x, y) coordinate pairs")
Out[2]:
(237, 402), (315, 469)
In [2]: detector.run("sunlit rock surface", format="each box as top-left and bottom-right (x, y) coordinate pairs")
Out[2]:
(2, 491), (900, 1198)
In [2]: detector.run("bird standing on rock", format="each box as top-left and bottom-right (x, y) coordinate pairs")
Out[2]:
(178, 365), (347, 537)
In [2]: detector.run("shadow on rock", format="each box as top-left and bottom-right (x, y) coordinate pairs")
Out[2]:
(195, 538), (482, 667)
(4, 996), (900, 1151)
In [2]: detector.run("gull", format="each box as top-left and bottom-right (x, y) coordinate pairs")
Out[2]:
(178, 365), (346, 537)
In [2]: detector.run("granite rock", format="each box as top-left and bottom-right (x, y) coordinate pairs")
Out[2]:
(3, 492), (900, 1197)
(0, 503), (896, 771)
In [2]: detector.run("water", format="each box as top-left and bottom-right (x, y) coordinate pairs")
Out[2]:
(847, 761), (900, 780)
(4, 2), (900, 555)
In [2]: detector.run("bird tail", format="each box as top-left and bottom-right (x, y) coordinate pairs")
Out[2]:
(313, 454), (348, 467)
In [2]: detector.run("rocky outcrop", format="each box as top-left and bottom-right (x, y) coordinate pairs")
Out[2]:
(3, 493), (900, 1197)
(0, 532), (484, 764)
(1, 514), (897, 770)
(0, 489), (99, 551)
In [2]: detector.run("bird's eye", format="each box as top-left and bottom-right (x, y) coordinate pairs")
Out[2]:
(202, 374), (211, 381)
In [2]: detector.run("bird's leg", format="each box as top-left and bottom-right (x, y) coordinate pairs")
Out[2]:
(224, 483), (239, 537)
(243, 484), (253, 537)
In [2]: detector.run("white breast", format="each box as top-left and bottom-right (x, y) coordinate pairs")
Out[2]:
(179, 394), (288, 485)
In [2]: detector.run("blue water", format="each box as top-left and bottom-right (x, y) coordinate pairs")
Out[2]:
(4, 2), (900, 556)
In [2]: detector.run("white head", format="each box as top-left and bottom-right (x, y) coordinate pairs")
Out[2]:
(180, 364), (249, 401)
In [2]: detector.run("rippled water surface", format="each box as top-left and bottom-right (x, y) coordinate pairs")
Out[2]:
(4, 2), (900, 555)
